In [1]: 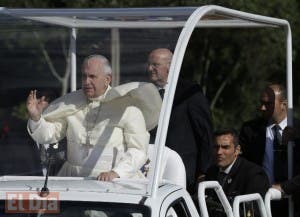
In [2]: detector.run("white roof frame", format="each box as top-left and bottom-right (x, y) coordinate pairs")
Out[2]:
(0, 5), (293, 204)
(1, 7), (280, 29)
(146, 5), (293, 197)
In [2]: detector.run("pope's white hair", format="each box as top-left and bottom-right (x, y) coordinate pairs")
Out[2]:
(83, 54), (112, 75)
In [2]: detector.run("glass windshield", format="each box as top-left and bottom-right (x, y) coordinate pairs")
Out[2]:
(0, 8), (289, 192)
(0, 9), (181, 177)
(0, 200), (150, 217)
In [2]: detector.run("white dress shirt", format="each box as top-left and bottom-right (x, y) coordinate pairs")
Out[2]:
(263, 117), (287, 183)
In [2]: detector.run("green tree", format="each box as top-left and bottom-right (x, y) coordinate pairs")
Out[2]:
(1, 0), (299, 129)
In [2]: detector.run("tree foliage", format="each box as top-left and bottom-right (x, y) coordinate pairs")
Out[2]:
(1, 0), (300, 130)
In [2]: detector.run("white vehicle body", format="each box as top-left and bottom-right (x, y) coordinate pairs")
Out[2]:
(0, 176), (199, 217)
(0, 5), (293, 217)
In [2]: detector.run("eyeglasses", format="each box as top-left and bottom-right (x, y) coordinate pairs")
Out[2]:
(147, 62), (169, 69)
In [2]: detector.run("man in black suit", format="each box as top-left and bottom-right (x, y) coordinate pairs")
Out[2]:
(206, 128), (270, 199)
(204, 129), (270, 217)
(147, 48), (214, 194)
(239, 84), (300, 182)
(239, 83), (300, 217)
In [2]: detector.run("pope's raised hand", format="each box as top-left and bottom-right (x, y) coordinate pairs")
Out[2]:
(26, 90), (49, 121)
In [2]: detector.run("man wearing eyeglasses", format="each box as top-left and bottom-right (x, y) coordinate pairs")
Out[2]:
(147, 48), (172, 99)
(147, 48), (214, 195)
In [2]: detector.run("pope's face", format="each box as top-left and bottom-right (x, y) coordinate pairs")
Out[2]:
(81, 58), (111, 98)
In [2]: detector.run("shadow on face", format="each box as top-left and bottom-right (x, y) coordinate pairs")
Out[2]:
(214, 134), (240, 169)
(259, 87), (275, 120)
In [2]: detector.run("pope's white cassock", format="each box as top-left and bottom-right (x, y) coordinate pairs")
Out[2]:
(27, 82), (162, 178)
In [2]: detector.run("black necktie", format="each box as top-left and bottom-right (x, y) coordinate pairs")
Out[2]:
(217, 171), (227, 187)
(272, 125), (282, 149)
(159, 89), (165, 99)
(272, 125), (287, 181)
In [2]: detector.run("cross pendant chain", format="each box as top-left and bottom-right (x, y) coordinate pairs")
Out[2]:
(85, 102), (101, 146)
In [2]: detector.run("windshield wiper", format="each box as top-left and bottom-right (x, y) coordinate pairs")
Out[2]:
(40, 158), (50, 197)
(39, 143), (57, 197)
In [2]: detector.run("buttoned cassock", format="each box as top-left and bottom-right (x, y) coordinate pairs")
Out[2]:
(27, 82), (161, 178)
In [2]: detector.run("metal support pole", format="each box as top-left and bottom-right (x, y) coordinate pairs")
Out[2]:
(111, 28), (120, 86)
(70, 27), (77, 91)
(286, 25), (294, 217)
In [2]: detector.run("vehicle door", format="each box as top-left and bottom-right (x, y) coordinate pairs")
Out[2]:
(159, 189), (199, 217)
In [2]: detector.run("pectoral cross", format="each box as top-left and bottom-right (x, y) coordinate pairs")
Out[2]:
(86, 136), (91, 147)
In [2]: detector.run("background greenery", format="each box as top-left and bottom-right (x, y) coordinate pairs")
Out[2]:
(0, 0), (299, 131)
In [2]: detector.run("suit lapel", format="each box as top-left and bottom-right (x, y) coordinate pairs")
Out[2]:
(258, 123), (267, 162)
(222, 157), (241, 193)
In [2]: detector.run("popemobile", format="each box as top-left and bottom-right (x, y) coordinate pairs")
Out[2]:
(0, 5), (292, 217)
